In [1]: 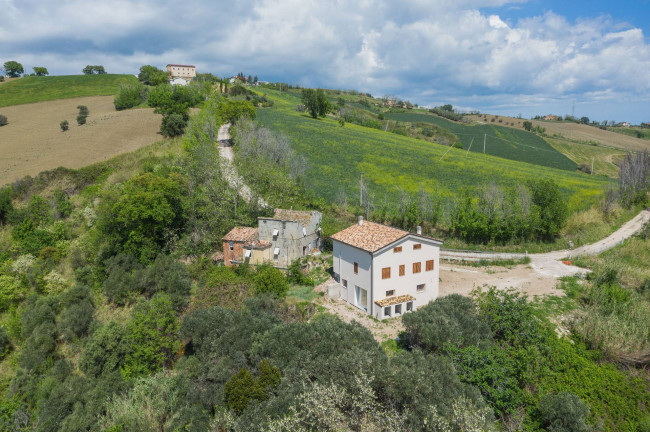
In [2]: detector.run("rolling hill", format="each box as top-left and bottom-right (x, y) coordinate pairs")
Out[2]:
(384, 111), (577, 171)
(0, 74), (138, 108)
(254, 89), (609, 212)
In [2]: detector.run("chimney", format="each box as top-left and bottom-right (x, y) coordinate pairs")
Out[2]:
(416, 226), (422, 235)
(358, 216), (364, 226)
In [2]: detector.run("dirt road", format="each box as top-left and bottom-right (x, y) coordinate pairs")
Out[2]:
(217, 123), (270, 208)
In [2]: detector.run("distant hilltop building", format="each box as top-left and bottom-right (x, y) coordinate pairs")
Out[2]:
(166, 64), (196, 79)
(542, 114), (560, 121)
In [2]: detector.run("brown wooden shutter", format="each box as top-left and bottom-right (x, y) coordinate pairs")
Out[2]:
(399, 264), (405, 276)
(426, 260), (434, 271)
(413, 262), (421, 273)
(382, 267), (391, 279)
(354, 262), (358, 274)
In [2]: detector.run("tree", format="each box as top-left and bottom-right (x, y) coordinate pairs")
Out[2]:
(580, 116), (590, 124)
(3, 61), (24, 77)
(215, 99), (256, 124)
(98, 172), (187, 263)
(160, 113), (186, 137)
(138, 65), (168, 86)
(522, 120), (533, 131)
(254, 265), (288, 298)
(32, 67), (48, 76)
(224, 368), (266, 415)
(60, 120), (69, 131)
(301, 88), (331, 119)
(122, 294), (180, 379)
(0, 187), (12, 225)
(82, 65), (106, 74)
(527, 179), (568, 239)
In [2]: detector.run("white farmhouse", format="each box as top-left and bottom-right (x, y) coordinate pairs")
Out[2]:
(331, 217), (442, 320)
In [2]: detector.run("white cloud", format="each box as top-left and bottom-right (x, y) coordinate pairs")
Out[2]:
(2, 0), (649, 122)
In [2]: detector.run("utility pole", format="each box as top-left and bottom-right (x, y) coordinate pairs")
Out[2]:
(591, 157), (594, 175)
(483, 134), (486, 153)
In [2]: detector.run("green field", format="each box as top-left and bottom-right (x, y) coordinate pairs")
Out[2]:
(385, 111), (577, 171)
(546, 137), (625, 178)
(255, 89), (609, 211)
(0, 74), (138, 107)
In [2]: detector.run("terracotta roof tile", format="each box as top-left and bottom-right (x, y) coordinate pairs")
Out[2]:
(223, 227), (258, 243)
(330, 221), (408, 252)
(375, 294), (416, 307)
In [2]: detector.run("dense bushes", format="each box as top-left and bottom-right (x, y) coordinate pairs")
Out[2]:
(114, 82), (149, 110)
(402, 294), (491, 352)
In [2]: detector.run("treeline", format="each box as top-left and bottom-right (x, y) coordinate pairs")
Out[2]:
(361, 179), (568, 244)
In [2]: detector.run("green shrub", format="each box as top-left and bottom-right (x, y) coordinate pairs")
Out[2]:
(102, 254), (143, 306)
(114, 82), (149, 110)
(224, 368), (266, 415)
(76, 114), (87, 125)
(254, 265), (288, 299)
(539, 392), (591, 432)
(0, 326), (11, 359)
(77, 105), (89, 116)
(160, 113), (187, 137)
(59, 120), (69, 131)
(58, 285), (95, 341)
(402, 294), (492, 352)
(79, 321), (129, 378)
(0, 114), (8, 126)
(121, 294), (180, 379)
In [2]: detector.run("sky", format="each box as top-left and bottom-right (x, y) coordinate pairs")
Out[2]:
(2, 0), (649, 124)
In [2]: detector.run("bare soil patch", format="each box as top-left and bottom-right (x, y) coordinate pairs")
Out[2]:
(0, 96), (161, 186)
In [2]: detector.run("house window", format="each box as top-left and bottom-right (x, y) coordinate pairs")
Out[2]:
(303, 246), (307, 256)
(384, 306), (392, 318)
(406, 301), (413, 312)
(399, 265), (405, 276)
(386, 290), (394, 297)
(413, 243), (422, 250)
(355, 286), (368, 312)
(395, 304), (402, 315)
(413, 262), (421, 273)
(417, 284), (425, 292)
(273, 247), (280, 258)
(382, 267), (391, 279)
(272, 229), (279, 239)
(342, 279), (348, 288)
(393, 246), (402, 253)
(228, 241), (234, 251)
(354, 262), (358, 274)
(426, 260), (434, 271)
(244, 249), (251, 258)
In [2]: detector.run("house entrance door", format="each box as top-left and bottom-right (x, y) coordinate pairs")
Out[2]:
(355, 286), (367, 312)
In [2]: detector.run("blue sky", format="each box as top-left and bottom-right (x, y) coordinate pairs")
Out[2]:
(2, 0), (649, 124)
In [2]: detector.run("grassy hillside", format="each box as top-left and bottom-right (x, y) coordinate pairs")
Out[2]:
(0, 74), (138, 107)
(546, 137), (626, 178)
(255, 89), (609, 211)
(385, 111), (577, 171)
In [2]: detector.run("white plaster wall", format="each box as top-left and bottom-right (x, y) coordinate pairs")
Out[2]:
(372, 236), (440, 314)
(332, 240), (372, 312)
